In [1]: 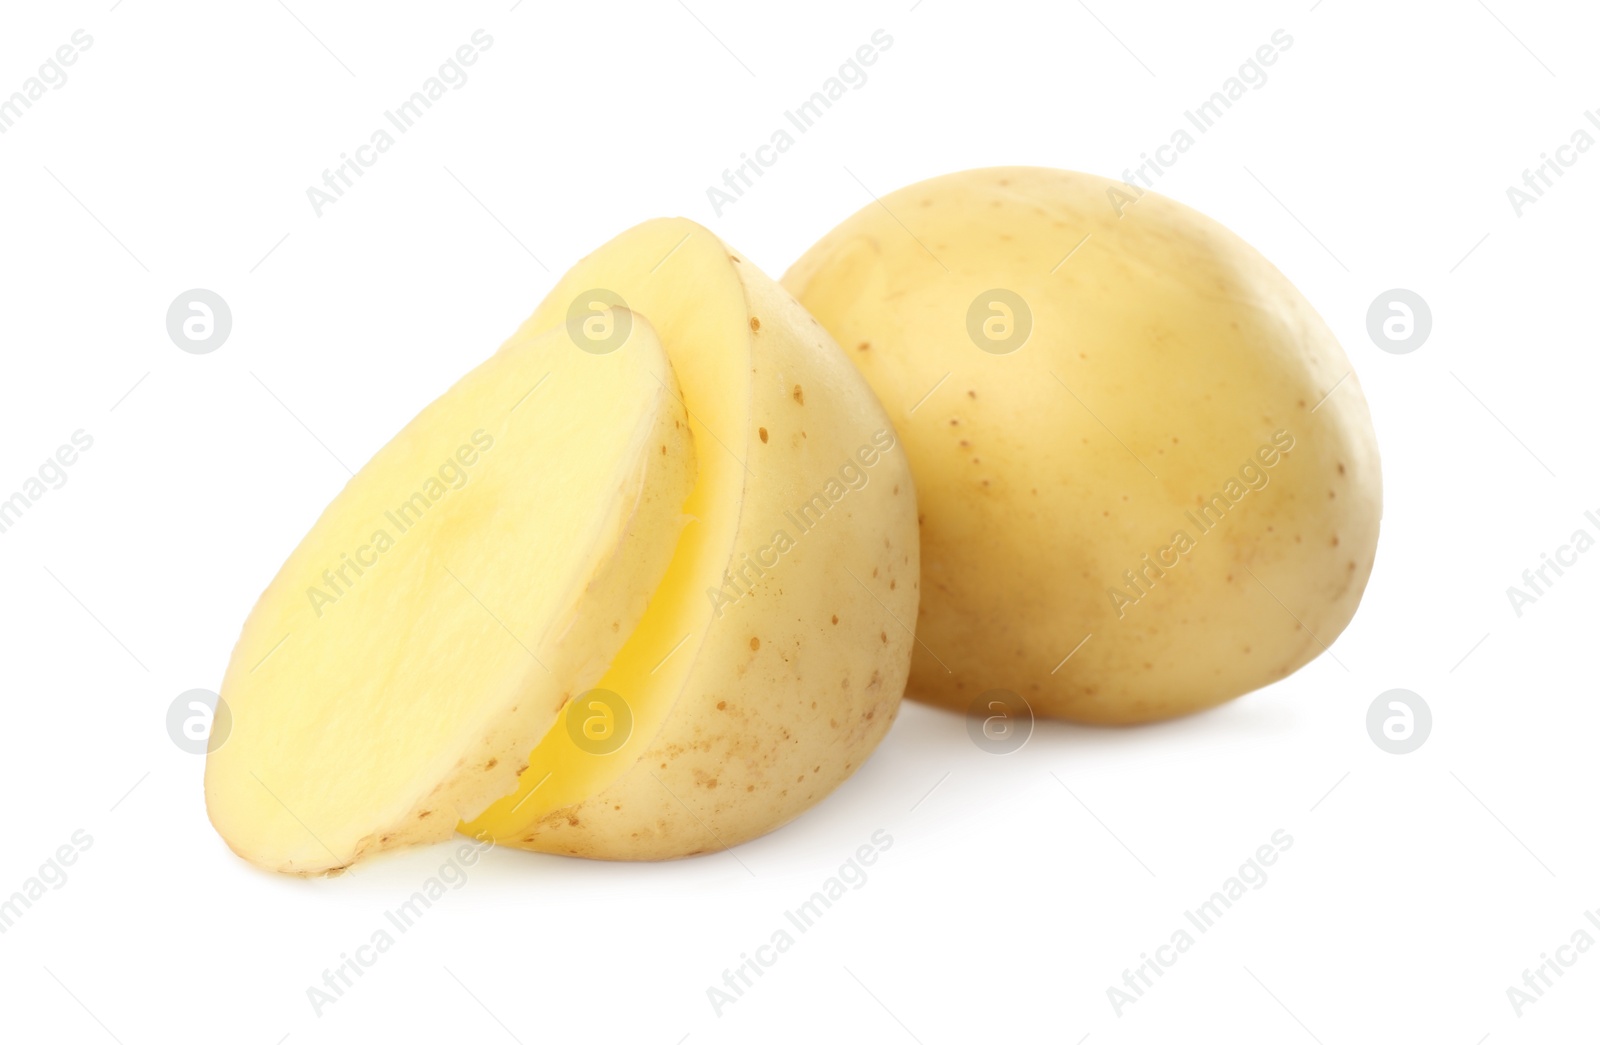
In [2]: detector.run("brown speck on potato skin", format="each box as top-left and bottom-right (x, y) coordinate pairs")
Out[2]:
(858, 341), (871, 351)
(831, 614), (839, 624)
(485, 758), (498, 770)
(793, 385), (805, 405)
(716, 700), (727, 710)
(880, 631), (888, 644)
(759, 427), (768, 443)
(750, 316), (761, 331)
(750, 637), (760, 650)
(417, 811), (431, 819)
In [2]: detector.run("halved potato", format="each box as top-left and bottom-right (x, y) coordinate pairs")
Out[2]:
(465, 219), (919, 859)
(206, 316), (695, 874)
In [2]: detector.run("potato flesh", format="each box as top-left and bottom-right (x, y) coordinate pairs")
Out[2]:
(783, 167), (1381, 724)
(205, 318), (694, 873)
(466, 221), (750, 839)
(465, 220), (920, 858)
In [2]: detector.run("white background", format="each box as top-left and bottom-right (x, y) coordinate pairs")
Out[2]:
(1, 0), (1595, 1042)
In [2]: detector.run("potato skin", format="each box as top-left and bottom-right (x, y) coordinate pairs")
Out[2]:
(784, 167), (1381, 724)
(508, 227), (920, 858)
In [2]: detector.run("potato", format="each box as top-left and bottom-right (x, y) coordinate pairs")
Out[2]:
(207, 317), (695, 874)
(783, 167), (1380, 724)
(464, 219), (918, 859)
(207, 219), (918, 873)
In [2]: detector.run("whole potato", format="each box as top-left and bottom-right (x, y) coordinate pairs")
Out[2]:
(783, 167), (1381, 724)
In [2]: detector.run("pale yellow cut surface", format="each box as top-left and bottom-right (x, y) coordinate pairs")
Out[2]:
(206, 317), (694, 874)
(465, 219), (920, 858)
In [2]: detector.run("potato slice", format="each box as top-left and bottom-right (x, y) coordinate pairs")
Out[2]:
(205, 315), (695, 875)
(463, 219), (919, 859)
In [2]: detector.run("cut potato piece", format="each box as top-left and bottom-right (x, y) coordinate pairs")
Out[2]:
(207, 219), (918, 874)
(464, 219), (919, 859)
(205, 315), (695, 875)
